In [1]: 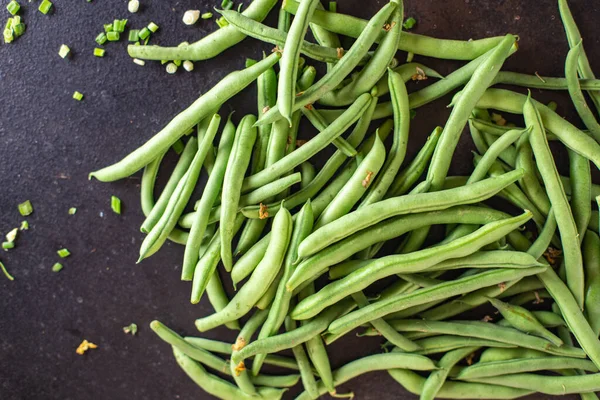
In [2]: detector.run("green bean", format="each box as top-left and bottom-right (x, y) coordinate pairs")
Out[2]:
(487, 297), (563, 346)
(506, 290), (551, 307)
(584, 230), (600, 336)
(459, 357), (598, 380)
(566, 42), (600, 142)
(427, 35), (516, 190)
(231, 298), (355, 365)
(463, 372), (600, 395)
(569, 150), (592, 243)
(252, 202), (314, 376)
(184, 337), (299, 371)
(220, 115), (257, 271)
(385, 319), (585, 358)
(218, 9), (346, 64)
(493, 71), (600, 90)
(141, 137), (198, 233)
(497, 310), (565, 329)
(361, 69), (410, 205)
(514, 138), (552, 217)
(128, 0), (277, 60)
(297, 169), (523, 259)
(205, 271), (241, 331)
(328, 259), (374, 280)
(182, 116), (235, 280)
(592, 210), (599, 234)
(243, 93), (372, 192)
(318, 2), (402, 107)
(422, 346), (479, 400)
(389, 368), (533, 399)
(291, 212), (534, 320)
(197, 206), (292, 331)
(139, 115), (221, 261)
(473, 88), (600, 168)
(172, 347), (286, 400)
(284, 317), (320, 399)
(140, 150), (190, 245)
(90, 54), (280, 182)
(302, 106), (358, 157)
(277, 0), (320, 126)
(523, 94), (585, 308)
(191, 215), (245, 304)
(374, 62), (444, 98)
(230, 309), (268, 394)
(299, 162), (315, 189)
(254, 271), (281, 310)
(283, 0), (503, 61)
(468, 128), (526, 184)
(256, 1), (396, 127)
(388, 126), (442, 197)
(558, 0), (600, 114)
(241, 113), (389, 219)
(295, 352), (438, 400)
(315, 134), (385, 229)
(479, 348), (550, 363)
(328, 266), (545, 338)
(289, 206), (526, 290)
(415, 336), (515, 356)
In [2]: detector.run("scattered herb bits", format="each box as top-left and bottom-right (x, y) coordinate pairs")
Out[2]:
(138, 27), (150, 40)
(52, 262), (63, 272)
(128, 29), (139, 42)
(57, 248), (70, 258)
(165, 62), (177, 74)
(0, 261), (14, 281)
(6, 228), (18, 243)
(93, 48), (105, 57)
(111, 196), (121, 214)
(58, 44), (70, 59)
(38, 0), (52, 14)
(123, 323), (138, 335)
(133, 58), (145, 66)
(68, 207), (77, 215)
(106, 31), (120, 41)
(215, 17), (228, 28)
(95, 32), (107, 45)
(201, 12), (212, 20)
(2, 242), (14, 251)
(73, 91), (84, 101)
(75, 340), (97, 355)
(20, 221), (28, 230)
(7, 1), (20, 16)
(329, 1), (337, 12)
(18, 200), (33, 216)
(183, 60), (194, 72)
(148, 22), (159, 33)
(183, 10), (200, 25)
(403, 17), (417, 30)
(221, 0), (234, 10)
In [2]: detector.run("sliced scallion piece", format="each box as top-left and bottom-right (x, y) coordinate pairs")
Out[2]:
(111, 196), (121, 214)
(165, 62), (177, 74)
(18, 200), (33, 216)
(183, 10), (200, 25)
(133, 58), (145, 66)
(95, 32), (107, 45)
(20, 221), (29, 230)
(57, 248), (70, 258)
(201, 12), (212, 19)
(73, 91), (84, 101)
(52, 262), (64, 272)
(183, 60), (194, 72)
(58, 44), (70, 59)
(106, 31), (120, 41)
(2, 242), (15, 250)
(128, 29), (139, 42)
(138, 27), (150, 40)
(93, 48), (105, 57)
(147, 22), (159, 33)
(215, 16), (228, 28)
(221, 0), (233, 10)
(7, 1), (20, 16)
(128, 0), (139, 13)
(38, 0), (53, 15)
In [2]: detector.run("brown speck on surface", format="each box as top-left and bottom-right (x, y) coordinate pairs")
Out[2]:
(466, 352), (476, 366)
(75, 340), (97, 355)
(259, 203), (269, 220)
(304, 104), (313, 110)
(411, 66), (428, 81)
(296, 91), (304, 97)
(534, 291), (544, 304)
(337, 47), (344, 59)
(262, 106), (270, 114)
(498, 282), (507, 292)
(296, 139), (307, 147)
(543, 247), (562, 265)
(362, 171), (374, 188)
(514, 15), (521, 21)
(233, 361), (245, 376)
(232, 337), (246, 352)
(481, 315), (494, 322)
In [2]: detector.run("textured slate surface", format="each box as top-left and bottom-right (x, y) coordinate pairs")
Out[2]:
(1, 0), (599, 399)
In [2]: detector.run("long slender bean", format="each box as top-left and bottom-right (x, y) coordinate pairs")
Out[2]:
(462, 372), (600, 395)
(422, 346), (479, 400)
(90, 54), (280, 182)
(230, 309), (269, 394)
(415, 336), (515, 355)
(584, 230), (600, 336)
(458, 357), (598, 380)
(569, 149), (592, 243)
(285, 317), (320, 399)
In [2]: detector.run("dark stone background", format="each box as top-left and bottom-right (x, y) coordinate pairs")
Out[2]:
(1, 0), (598, 399)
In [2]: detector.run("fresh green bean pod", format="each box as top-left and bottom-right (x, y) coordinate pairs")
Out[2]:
(462, 372), (600, 395)
(584, 230), (600, 336)
(479, 348), (550, 363)
(568, 149), (592, 243)
(415, 336), (515, 356)
(421, 346), (479, 400)
(285, 317), (320, 399)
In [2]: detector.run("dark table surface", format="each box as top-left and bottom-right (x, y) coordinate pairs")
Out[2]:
(2, 0), (599, 399)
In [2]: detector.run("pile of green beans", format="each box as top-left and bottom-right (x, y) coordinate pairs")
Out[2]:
(90, 0), (600, 398)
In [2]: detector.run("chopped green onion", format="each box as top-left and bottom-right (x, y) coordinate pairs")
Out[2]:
(221, 0), (233, 10)
(3, 242), (15, 250)
(0, 261), (14, 281)
(329, 1), (337, 12)
(166, 62), (177, 74)
(160, 59), (169, 65)
(57, 248), (71, 258)
(113, 19), (127, 33)
(201, 12), (212, 19)
(173, 59), (182, 67)
(12, 22), (25, 37)
(4, 18), (14, 43)
(106, 31), (120, 41)
(215, 16), (228, 28)
(73, 91), (84, 101)
(547, 101), (558, 112)
(147, 22), (159, 33)
(403, 17), (417, 30)
(133, 58), (145, 66)
(111, 196), (121, 214)
(128, 0), (139, 13)
(123, 323), (138, 335)
(172, 139), (185, 154)
(95, 32), (107, 45)
(52, 262), (64, 273)
(6, 228), (18, 243)
(128, 29), (139, 42)
(183, 60), (194, 72)
(138, 27), (150, 40)
(20, 221), (29, 230)
(38, 0), (53, 14)
(18, 200), (33, 216)
(143, 36), (150, 45)
(406, 51), (414, 63)
(183, 10), (200, 25)
(7, 1), (20, 16)
(93, 48), (105, 57)
(104, 23), (113, 33)
(58, 44), (70, 58)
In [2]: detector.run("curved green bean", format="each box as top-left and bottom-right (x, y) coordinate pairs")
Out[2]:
(285, 317), (320, 399)
(230, 309), (269, 394)
(569, 149), (592, 243)
(462, 372), (600, 395)
(422, 346), (479, 400)
(90, 54), (280, 182)
(415, 336), (515, 355)
(584, 230), (600, 336)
